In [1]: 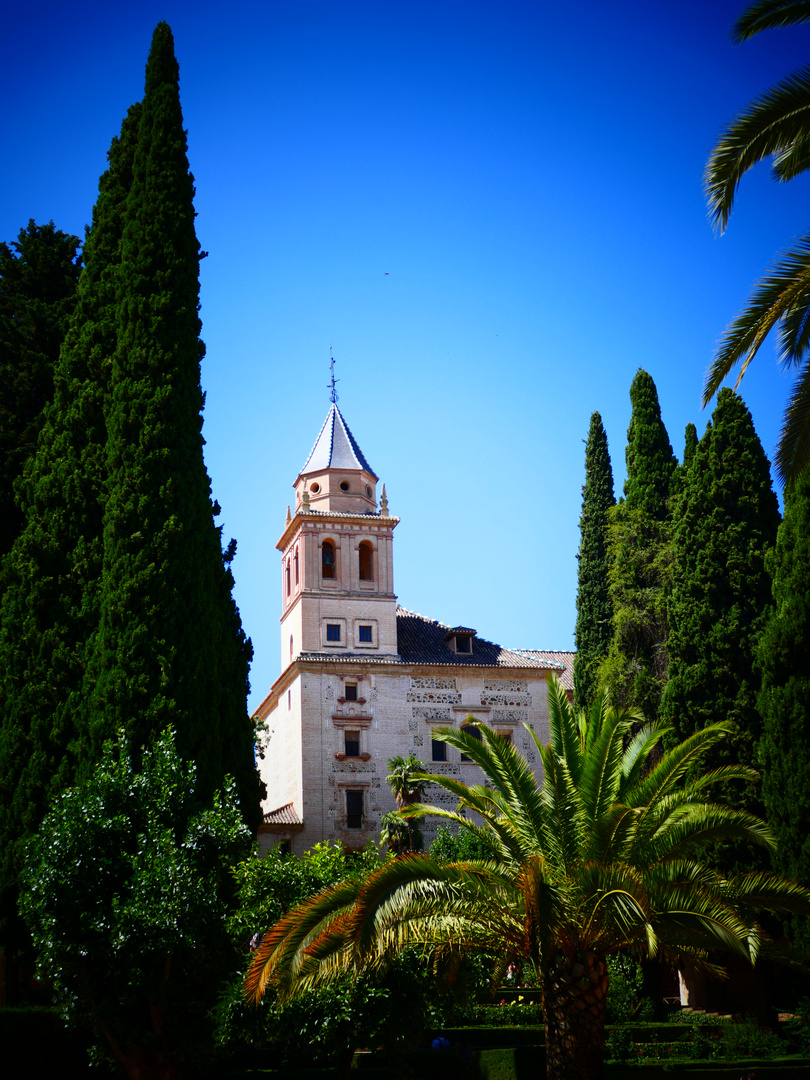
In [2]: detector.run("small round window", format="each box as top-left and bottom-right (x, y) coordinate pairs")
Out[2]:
(310, 482), (320, 494)
(340, 481), (350, 491)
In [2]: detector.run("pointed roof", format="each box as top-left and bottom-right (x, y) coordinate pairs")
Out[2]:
(300, 404), (377, 478)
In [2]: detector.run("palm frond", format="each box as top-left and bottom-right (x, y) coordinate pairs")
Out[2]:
(775, 354), (810, 484)
(705, 66), (810, 231)
(733, 0), (810, 42)
(703, 235), (810, 407)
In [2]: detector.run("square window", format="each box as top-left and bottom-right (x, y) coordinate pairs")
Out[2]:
(345, 683), (358, 701)
(456, 636), (471, 653)
(345, 730), (360, 757)
(431, 739), (447, 763)
(326, 624), (341, 642)
(346, 790), (363, 829)
(359, 625), (372, 643)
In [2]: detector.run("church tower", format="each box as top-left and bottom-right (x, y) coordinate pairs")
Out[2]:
(278, 402), (399, 670)
(255, 369), (564, 856)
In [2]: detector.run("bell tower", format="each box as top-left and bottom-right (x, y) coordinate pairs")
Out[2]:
(277, 397), (399, 670)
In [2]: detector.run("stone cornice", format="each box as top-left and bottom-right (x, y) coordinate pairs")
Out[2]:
(277, 511), (400, 551)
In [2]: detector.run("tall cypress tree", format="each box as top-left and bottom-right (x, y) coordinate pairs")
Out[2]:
(599, 369), (676, 720)
(573, 412), (615, 707)
(0, 107), (140, 963)
(0, 221), (82, 558)
(86, 24), (259, 824)
(662, 390), (779, 854)
(757, 467), (810, 944)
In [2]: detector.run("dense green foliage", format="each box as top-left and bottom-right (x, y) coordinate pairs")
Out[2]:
(600, 370), (677, 720)
(0, 108), (140, 960)
(85, 24), (258, 823)
(573, 411), (615, 708)
(246, 679), (809, 1080)
(383, 754), (426, 853)
(758, 464), (810, 946)
(0, 26), (260, 961)
(662, 391), (779, 831)
(20, 728), (251, 1080)
(705, 0), (810, 485)
(0, 221), (81, 558)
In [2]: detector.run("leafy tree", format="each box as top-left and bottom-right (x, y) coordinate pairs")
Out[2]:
(0, 221), (82, 557)
(758, 463), (810, 947)
(573, 411), (615, 707)
(19, 727), (251, 1080)
(384, 753), (425, 853)
(245, 678), (809, 1080)
(704, 0), (810, 485)
(662, 390), (779, 836)
(0, 107), (141, 969)
(600, 369), (677, 720)
(84, 24), (259, 826)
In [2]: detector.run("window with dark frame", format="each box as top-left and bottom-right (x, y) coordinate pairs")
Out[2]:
(344, 730), (360, 757)
(326, 624), (341, 642)
(455, 635), (471, 653)
(431, 738), (447, 762)
(346, 790), (363, 829)
(358, 625), (372, 643)
(344, 683), (358, 701)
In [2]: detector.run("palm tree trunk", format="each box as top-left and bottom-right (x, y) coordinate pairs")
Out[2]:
(542, 951), (609, 1080)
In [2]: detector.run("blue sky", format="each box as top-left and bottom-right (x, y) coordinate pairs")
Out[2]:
(4, 0), (809, 709)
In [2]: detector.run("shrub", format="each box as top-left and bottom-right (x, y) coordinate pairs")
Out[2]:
(721, 1016), (784, 1060)
(605, 954), (654, 1023)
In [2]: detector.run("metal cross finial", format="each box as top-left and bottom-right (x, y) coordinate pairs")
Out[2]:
(328, 347), (339, 404)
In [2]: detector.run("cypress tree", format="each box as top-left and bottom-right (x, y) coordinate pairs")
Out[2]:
(599, 370), (676, 720)
(757, 467), (810, 945)
(0, 107), (140, 964)
(86, 24), (259, 824)
(0, 221), (82, 558)
(682, 422), (698, 472)
(573, 412), (615, 707)
(662, 390), (779, 857)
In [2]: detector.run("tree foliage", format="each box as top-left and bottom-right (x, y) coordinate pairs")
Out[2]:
(245, 680), (809, 1080)
(662, 391), (779, 767)
(0, 27), (260, 958)
(758, 463), (810, 947)
(704, 0), (810, 485)
(20, 728), (251, 1080)
(600, 370), (677, 720)
(83, 24), (258, 823)
(573, 411), (615, 707)
(0, 108), (141, 959)
(0, 221), (81, 558)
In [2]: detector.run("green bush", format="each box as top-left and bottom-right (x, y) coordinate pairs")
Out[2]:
(721, 1016), (785, 1060)
(605, 1026), (634, 1064)
(605, 954), (654, 1023)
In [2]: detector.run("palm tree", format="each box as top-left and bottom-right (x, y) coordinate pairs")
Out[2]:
(705, 0), (810, 486)
(384, 754), (425, 853)
(246, 679), (810, 1080)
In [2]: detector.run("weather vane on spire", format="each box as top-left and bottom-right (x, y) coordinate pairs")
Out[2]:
(328, 346), (339, 404)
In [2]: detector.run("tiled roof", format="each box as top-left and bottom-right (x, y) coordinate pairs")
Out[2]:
(263, 802), (303, 826)
(514, 649), (575, 691)
(396, 609), (561, 669)
(300, 404), (377, 478)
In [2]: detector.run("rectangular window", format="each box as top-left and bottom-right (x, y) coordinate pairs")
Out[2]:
(346, 790), (363, 829)
(344, 683), (358, 701)
(498, 730), (513, 744)
(358, 625), (372, 643)
(431, 739), (447, 762)
(345, 730), (360, 757)
(326, 624), (341, 642)
(456, 636), (471, 653)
